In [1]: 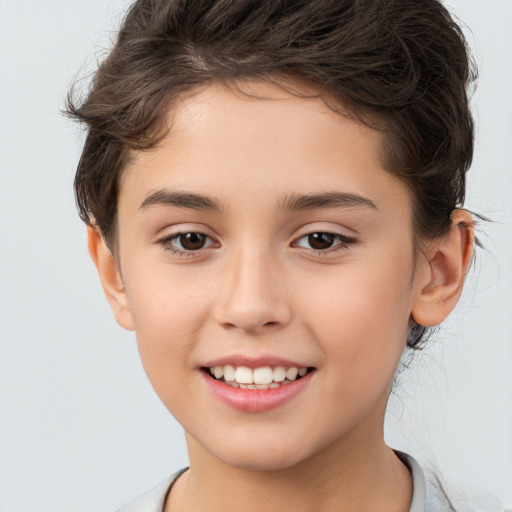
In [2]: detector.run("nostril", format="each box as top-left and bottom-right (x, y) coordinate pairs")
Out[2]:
(213, 277), (292, 332)
(217, 313), (285, 333)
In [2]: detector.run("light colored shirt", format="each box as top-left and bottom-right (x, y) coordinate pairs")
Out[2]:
(116, 452), (505, 512)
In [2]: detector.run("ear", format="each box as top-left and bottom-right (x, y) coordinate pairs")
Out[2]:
(411, 210), (475, 327)
(87, 225), (135, 331)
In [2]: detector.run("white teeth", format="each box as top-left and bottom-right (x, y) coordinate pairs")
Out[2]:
(273, 366), (286, 382)
(285, 367), (298, 380)
(223, 365), (236, 382)
(253, 366), (273, 385)
(214, 366), (224, 379)
(235, 366), (253, 384)
(208, 364), (311, 387)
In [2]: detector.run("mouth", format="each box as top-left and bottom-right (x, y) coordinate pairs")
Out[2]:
(202, 365), (315, 390)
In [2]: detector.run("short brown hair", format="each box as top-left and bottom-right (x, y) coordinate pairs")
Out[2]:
(67, 0), (477, 348)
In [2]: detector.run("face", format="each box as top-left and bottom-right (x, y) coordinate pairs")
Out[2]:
(113, 81), (423, 471)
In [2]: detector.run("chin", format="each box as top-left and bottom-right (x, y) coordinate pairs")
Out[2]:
(210, 436), (318, 472)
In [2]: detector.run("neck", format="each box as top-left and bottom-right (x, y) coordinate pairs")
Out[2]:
(166, 429), (412, 512)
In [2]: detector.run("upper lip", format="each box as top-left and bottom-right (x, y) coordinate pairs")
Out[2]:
(202, 354), (311, 369)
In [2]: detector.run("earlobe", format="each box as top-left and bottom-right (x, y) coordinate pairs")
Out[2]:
(411, 210), (475, 327)
(87, 225), (135, 331)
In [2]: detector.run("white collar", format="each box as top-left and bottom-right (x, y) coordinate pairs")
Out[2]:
(116, 451), (502, 512)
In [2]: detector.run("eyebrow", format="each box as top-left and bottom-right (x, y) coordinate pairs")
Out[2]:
(139, 190), (223, 212)
(139, 189), (377, 214)
(279, 191), (377, 211)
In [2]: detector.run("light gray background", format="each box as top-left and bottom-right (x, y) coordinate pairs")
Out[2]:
(0, 1), (510, 510)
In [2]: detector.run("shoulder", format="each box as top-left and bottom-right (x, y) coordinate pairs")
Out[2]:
(116, 468), (188, 512)
(426, 476), (506, 512)
(116, 459), (507, 512)
(397, 451), (506, 512)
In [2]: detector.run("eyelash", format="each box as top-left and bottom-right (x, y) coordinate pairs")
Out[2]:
(292, 232), (357, 255)
(157, 231), (217, 258)
(156, 231), (357, 257)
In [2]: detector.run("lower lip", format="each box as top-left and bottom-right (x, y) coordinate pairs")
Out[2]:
(201, 370), (314, 413)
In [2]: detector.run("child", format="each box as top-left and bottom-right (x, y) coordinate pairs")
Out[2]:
(67, 0), (505, 510)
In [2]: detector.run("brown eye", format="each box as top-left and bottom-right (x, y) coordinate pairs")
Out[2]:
(158, 231), (218, 255)
(294, 231), (356, 254)
(179, 232), (208, 250)
(307, 232), (335, 250)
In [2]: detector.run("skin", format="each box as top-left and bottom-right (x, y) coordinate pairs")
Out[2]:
(89, 81), (474, 512)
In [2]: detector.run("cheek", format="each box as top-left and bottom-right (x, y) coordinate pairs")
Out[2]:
(296, 253), (413, 384)
(123, 267), (212, 381)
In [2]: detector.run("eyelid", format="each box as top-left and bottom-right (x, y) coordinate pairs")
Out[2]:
(155, 227), (220, 256)
(291, 230), (357, 254)
(153, 224), (357, 258)
(153, 222), (218, 243)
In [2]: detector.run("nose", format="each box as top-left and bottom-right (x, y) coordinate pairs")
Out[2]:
(213, 247), (291, 333)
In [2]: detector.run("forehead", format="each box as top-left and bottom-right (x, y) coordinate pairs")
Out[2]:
(120, 80), (412, 220)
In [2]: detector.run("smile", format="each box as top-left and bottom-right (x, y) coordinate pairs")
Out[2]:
(207, 365), (310, 389)
(202, 363), (315, 413)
